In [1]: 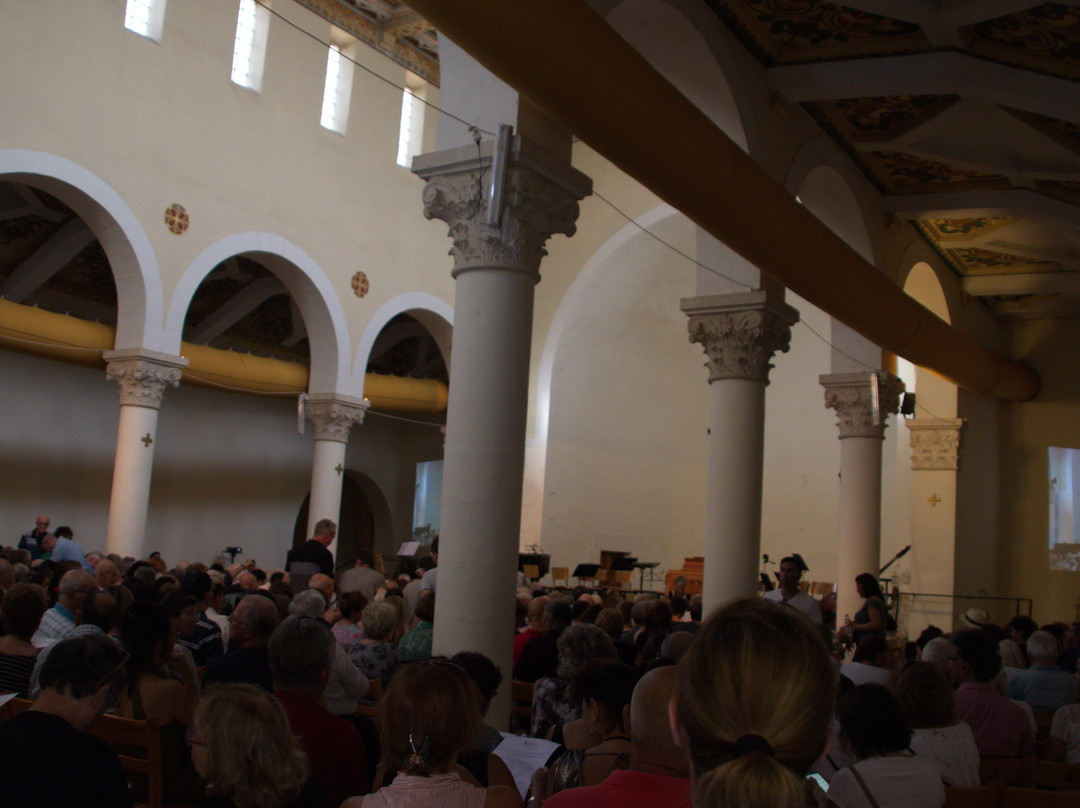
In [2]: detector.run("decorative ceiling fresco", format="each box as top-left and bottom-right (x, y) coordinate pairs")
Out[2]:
(705, 1), (1080, 319)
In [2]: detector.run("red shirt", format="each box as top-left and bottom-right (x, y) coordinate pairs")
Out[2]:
(544, 769), (692, 808)
(275, 691), (369, 808)
(513, 627), (543, 664)
(954, 681), (1035, 758)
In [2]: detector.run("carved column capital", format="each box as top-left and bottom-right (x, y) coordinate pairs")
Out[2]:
(414, 136), (591, 280)
(907, 418), (965, 470)
(681, 291), (799, 385)
(305, 395), (367, 443)
(103, 349), (187, 409)
(820, 372), (905, 439)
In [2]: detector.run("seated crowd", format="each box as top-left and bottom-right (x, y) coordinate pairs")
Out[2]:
(5, 527), (1080, 808)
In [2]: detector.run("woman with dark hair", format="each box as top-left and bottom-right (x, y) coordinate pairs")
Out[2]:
(118, 600), (203, 805)
(190, 683), (320, 808)
(341, 659), (519, 807)
(332, 589), (368, 659)
(534, 661), (637, 799)
(894, 662), (979, 787)
(827, 684), (944, 808)
(0, 582), (46, 696)
(840, 573), (886, 645)
(398, 591), (434, 662)
(531, 622), (617, 739)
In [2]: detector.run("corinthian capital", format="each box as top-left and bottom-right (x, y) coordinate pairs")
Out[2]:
(820, 372), (905, 439)
(414, 135), (591, 279)
(907, 418), (964, 470)
(681, 291), (799, 384)
(305, 395), (367, 443)
(103, 349), (187, 409)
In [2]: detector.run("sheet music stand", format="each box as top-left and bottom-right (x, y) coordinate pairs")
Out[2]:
(572, 563), (601, 587)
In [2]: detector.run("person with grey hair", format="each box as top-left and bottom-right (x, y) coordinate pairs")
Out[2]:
(353, 600), (402, 681)
(31, 568), (96, 648)
(532, 622), (618, 738)
(920, 637), (956, 679)
(1009, 629), (1076, 711)
(288, 589), (370, 715)
(286, 517), (336, 590)
(0, 633), (134, 807)
(269, 615), (370, 806)
(203, 594), (279, 692)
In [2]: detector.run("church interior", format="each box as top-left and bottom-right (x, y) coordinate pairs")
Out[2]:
(2, 0), (1080, 647)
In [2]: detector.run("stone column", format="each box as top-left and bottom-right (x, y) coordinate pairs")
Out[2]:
(682, 291), (798, 613)
(304, 394), (367, 563)
(821, 371), (905, 624)
(103, 349), (187, 559)
(414, 136), (589, 726)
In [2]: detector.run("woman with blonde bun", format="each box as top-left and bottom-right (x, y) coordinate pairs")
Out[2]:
(673, 598), (835, 808)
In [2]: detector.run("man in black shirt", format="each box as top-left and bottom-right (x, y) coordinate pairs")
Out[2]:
(286, 518), (336, 591)
(0, 633), (134, 808)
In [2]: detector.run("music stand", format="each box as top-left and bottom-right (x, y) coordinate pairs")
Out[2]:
(572, 563), (601, 587)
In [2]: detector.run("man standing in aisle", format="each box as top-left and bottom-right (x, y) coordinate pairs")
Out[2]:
(286, 518), (336, 592)
(18, 514), (52, 561)
(762, 555), (824, 625)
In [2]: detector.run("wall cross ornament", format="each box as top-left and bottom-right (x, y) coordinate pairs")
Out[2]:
(141, 433), (153, 448)
(335, 463), (344, 475)
(928, 493), (941, 507)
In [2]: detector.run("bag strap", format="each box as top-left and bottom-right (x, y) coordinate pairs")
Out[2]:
(849, 765), (882, 808)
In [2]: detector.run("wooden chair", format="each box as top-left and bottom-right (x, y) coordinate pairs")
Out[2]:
(89, 712), (163, 808)
(510, 679), (535, 720)
(551, 567), (569, 589)
(1003, 786), (1080, 807)
(356, 677), (384, 719)
(944, 784), (1003, 808)
(0, 695), (33, 721)
(1035, 759), (1080, 790)
(522, 564), (540, 583)
(1035, 709), (1056, 742)
(980, 755), (1034, 787)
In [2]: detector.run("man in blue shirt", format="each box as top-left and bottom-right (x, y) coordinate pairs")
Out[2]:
(41, 532), (93, 573)
(1011, 630), (1076, 711)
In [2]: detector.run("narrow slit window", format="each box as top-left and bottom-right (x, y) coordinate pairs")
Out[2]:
(396, 78), (426, 168)
(124, 0), (166, 41)
(231, 0), (271, 91)
(320, 42), (354, 134)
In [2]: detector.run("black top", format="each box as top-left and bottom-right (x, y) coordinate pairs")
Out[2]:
(286, 540), (334, 576)
(513, 627), (562, 683)
(0, 710), (135, 808)
(202, 646), (275, 693)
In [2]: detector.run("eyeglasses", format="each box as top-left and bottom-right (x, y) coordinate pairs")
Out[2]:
(185, 726), (206, 748)
(36, 521), (50, 527)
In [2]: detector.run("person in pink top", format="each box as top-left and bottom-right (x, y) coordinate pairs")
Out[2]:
(343, 659), (520, 808)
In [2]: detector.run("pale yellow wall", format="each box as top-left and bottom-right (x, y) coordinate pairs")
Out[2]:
(0, 0), (454, 372)
(1000, 317), (1080, 622)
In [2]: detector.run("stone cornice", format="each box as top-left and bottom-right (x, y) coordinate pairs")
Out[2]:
(414, 136), (591, 279)
(907, 417), (964, 470)
(305, 394), (368, 442)
(103, 349), (187, 409)
(820, 371), (905, 439)
(681, 291), (799, 384)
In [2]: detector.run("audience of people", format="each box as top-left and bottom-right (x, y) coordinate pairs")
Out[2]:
(6, 530), (1080, 808)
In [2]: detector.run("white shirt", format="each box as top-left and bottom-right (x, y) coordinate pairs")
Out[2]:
(762, 588), (823, 624)
(1051, 703), (1080, 763)
(909, 723), (980, 787)
(828, 755), (945, 808)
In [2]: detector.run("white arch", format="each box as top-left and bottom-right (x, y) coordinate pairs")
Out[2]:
(165, 232), (354, 395)
(0, 149), (165, 351)
(536, 203), (682, 439)
(351, 292), (455, 393)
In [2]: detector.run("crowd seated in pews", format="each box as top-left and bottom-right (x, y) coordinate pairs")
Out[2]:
(7, 532), (1080, 808)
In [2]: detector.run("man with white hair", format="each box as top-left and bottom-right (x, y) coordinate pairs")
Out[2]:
(1010, 629), (1076, 711)
(32, 569), (96, 647)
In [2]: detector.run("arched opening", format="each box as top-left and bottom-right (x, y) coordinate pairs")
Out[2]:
(292, 469), (394, 572)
